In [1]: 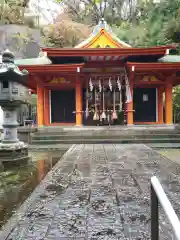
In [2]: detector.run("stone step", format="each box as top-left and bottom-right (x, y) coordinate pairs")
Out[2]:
(31, 138), (180, 145)
(29, 142), (180, 150)
(31, 133), (180, 140)
(34, 129), (180, 135)
(33, 128), (180, 136)
(147, 143), (180, 149)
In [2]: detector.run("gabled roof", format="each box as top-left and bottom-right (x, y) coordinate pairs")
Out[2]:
(15, 51), (52, 65)
(75, 19), (131, 48)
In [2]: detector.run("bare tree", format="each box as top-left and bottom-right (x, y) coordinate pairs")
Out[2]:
(0, 0), (30, 24)
(42, 14), (92, 47)
(55, 0), (137, 25)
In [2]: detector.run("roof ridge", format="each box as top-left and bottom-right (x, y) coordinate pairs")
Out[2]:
(75, 18), (131, 48)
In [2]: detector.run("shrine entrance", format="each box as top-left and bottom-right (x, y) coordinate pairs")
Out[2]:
(134, 88), (157, 123)
(51, 90), (76, 123)
(83, 77), (126, 126)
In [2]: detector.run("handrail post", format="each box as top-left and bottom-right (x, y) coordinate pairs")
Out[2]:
(151, 182), (159, 240)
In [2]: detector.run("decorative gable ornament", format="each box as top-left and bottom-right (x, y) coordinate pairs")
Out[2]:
(49, 77), (70, 84)
(75, 19), (131, 49)
(142, 75), (158, 82)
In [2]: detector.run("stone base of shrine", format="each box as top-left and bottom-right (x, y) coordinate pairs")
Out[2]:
(36, 124), (176, 131)
(0, 142), (31, 167)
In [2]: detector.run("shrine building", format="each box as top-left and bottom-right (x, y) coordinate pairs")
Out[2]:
(17, 19), (180, 127)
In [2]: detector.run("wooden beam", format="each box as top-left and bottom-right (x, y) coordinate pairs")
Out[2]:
(127, 62), (180, 71)
(42, 44), (176, 57)
(19, 63), (85, 73)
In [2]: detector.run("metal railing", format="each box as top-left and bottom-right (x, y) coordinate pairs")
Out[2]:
(151, 176), (180, 240)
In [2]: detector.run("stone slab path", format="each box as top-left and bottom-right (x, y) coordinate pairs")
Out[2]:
(1, 144), (180, 240)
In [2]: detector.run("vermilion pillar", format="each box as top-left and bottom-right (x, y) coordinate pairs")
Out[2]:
(127, 74), (134, 125)
(75, 78), (82, 126)
(44, 88), (50, 125)
(158, 87), (164, 124)
(165, 83), (173, 125)
(37, 85), (44, 127)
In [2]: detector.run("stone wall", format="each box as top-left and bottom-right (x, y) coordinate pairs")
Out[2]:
(0, 25), (41, 58)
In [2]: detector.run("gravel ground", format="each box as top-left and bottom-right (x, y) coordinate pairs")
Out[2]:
(1, 144), (180, 240)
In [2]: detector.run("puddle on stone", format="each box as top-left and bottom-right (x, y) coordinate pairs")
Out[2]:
(0, 149), (67, 228)
(157, 149), (180, 165)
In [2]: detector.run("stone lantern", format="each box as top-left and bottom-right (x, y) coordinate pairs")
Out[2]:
(0, 49), (30, 165)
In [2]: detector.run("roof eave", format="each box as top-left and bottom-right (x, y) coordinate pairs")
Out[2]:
(19, 63), (85, 73)
(41, 45), (174, 57)
(126, 61), (180, 71)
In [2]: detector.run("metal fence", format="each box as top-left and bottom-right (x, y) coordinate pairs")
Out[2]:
(151, 176), (180, 240)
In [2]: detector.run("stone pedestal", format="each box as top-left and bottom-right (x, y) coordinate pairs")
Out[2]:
(0, 106), (30, 166)
(0, 49), (30, 167)
(2, 108), (19, 143)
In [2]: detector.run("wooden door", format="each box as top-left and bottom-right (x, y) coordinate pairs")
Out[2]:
(134, 88), (156, 122)
(51, 90), (75, 123)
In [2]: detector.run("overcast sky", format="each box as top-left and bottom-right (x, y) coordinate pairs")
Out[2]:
(29, 0), (62, 24)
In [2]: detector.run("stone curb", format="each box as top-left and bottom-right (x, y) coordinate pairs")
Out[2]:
(0, 144), (76, 239)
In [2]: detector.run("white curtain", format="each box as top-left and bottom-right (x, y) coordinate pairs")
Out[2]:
(0, 107), (3, 128)
(125, 74), (132, 103)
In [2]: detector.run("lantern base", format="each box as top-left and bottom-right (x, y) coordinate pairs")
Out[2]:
(0, 142), (31, 167)
(0, 141), (27, 149)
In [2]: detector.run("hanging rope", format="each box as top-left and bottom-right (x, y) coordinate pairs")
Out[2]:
(93, 88), (99, 121)
(111, 88), (117, 120)
(117, 76), (122, 111)
(85, 85), (89, 119)
(101, 77), (106, 119)
(117, 76), (121, 91)
(89, 77), (93, 92)
(108, 77), (112, 91)
(99, 78), (102, 92)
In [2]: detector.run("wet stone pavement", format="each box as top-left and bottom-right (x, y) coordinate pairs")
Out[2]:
(1, 144), (180, 239)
